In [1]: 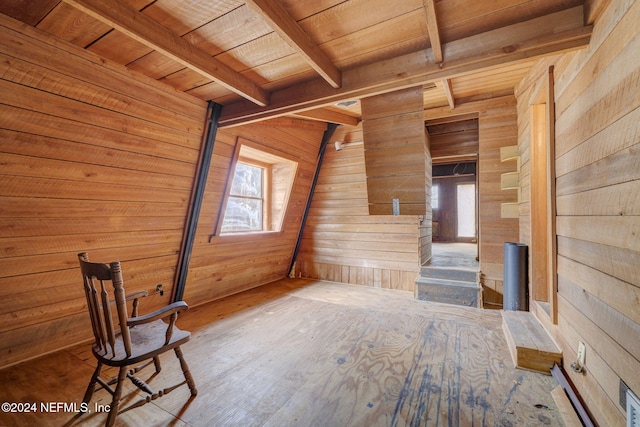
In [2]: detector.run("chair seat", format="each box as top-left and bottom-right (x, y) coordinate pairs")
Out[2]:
(93, 320), (190, 366)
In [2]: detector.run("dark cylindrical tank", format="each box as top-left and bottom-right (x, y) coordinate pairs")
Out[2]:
(503, 242), (528, 311)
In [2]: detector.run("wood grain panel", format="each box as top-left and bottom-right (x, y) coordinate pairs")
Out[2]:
(515, 2), (640, 425)
(0, 14), (206, 369)
(477, 97), (519, 282)
(295, 135), (421, 291)
(556, 308), (626, 424)
(362, 87), (428, 216)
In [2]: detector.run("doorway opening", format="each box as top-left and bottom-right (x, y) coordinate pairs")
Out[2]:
(432, 162), (477, 244)
(426, 116), (479, 269)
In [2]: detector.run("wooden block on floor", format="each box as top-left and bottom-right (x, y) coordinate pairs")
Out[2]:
(501, 310), (562, 374)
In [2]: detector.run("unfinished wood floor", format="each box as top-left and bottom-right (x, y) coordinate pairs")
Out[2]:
(0, 279), (563, 426)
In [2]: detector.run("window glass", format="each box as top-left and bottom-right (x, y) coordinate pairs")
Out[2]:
(432, 185), (439, 210)
(229, 163), (262, 198)
(457, 183), (476, 238)
(221, 163), (264, 232)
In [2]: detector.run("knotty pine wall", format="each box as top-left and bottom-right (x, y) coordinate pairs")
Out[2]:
(183, 120), (327, 303)
(0, 15), (207, 368)
(516, 0), (640, 424)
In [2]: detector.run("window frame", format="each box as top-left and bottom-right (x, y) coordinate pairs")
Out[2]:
(214, 139), (297, 237)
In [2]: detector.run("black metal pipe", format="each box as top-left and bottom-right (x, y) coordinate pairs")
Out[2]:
(288, 122), (339, 276)
(173, 101), (223, 302)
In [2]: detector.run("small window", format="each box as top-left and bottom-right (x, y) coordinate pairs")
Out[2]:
(457, 183), (476, 238)
(432, 185), (439, 210)
(221, 162), (265, 232)
(217, 140), (298, 235)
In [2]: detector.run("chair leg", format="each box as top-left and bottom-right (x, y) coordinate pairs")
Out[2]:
(153, 356), (162, 373)
(105, 366), (127, 427)
(174, 346), (197, 396)
(81, 362), (102, 412)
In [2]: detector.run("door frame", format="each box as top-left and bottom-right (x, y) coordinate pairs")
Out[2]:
(529, 66), (558, 324)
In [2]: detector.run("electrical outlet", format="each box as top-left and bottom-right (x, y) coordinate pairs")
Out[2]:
(577, 341), (586, 366)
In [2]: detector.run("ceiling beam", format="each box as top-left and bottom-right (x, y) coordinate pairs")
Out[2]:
(244, 0), (342, 89)
(254, 117), (328, 131)
(426, 112), (479, 126)
(63, 0), (270, 106)
(425, 96), (516, 121)
(423, 0), (443, 64)
(218, 7), (591, 127)
(442, 79), (455, 109)
(291, 108), (359, 126)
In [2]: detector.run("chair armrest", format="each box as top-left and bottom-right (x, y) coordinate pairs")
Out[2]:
(106, 290), (148, 306)
(125, 290), (148, 301)
(125, 290), (148, 318)
(126, 301), (189, 327)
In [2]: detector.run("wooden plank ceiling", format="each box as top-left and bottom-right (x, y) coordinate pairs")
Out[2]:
(0, 0), (590, 127)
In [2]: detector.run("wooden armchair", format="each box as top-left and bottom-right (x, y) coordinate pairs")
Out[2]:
(77, 252), (197, 427)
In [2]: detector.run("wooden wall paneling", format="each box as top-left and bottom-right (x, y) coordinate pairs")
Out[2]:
(0, 15), (203, 114)
(553, 0), (637, 117)
(515, 2), (640, 425)
(0, 13), (207, 368)
(558, 292), (637, 425)
(559, 277), (640, 386)
(429, 128), (479, 161)
(554, 17), (640, 159)
(557, 235), (639, 290)
(556, 179), (640, 217)
(555, 107), (640, 179)
(556, 138), (640, 198)
(477, 97), (519, 284)
(361, 87), (428, 216)
(295, 129), (421, 292)
(556, 306), (627, 424)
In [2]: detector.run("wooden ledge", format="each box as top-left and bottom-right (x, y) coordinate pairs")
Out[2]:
(501, 310), (562, 374)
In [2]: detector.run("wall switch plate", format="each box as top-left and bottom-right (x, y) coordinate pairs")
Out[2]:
(577, 341), (586, 366)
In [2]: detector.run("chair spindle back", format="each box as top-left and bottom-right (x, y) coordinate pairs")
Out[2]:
(78, 252), (132, 357)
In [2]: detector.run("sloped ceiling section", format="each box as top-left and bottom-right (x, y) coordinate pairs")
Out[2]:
(0, 0), (591, 125)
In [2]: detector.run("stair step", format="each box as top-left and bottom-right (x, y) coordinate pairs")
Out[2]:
(420, 266), (478, 283)
(501, 310), (562, 374)
(416, 276), (478, 288)
(416, 279), (481, 307)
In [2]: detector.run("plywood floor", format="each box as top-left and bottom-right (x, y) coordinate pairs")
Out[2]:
(0, 279), (564, 426)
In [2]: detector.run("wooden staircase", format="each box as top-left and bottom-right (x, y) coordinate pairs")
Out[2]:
(415, 266), (481, 307)
(501, 310), (562, 374)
